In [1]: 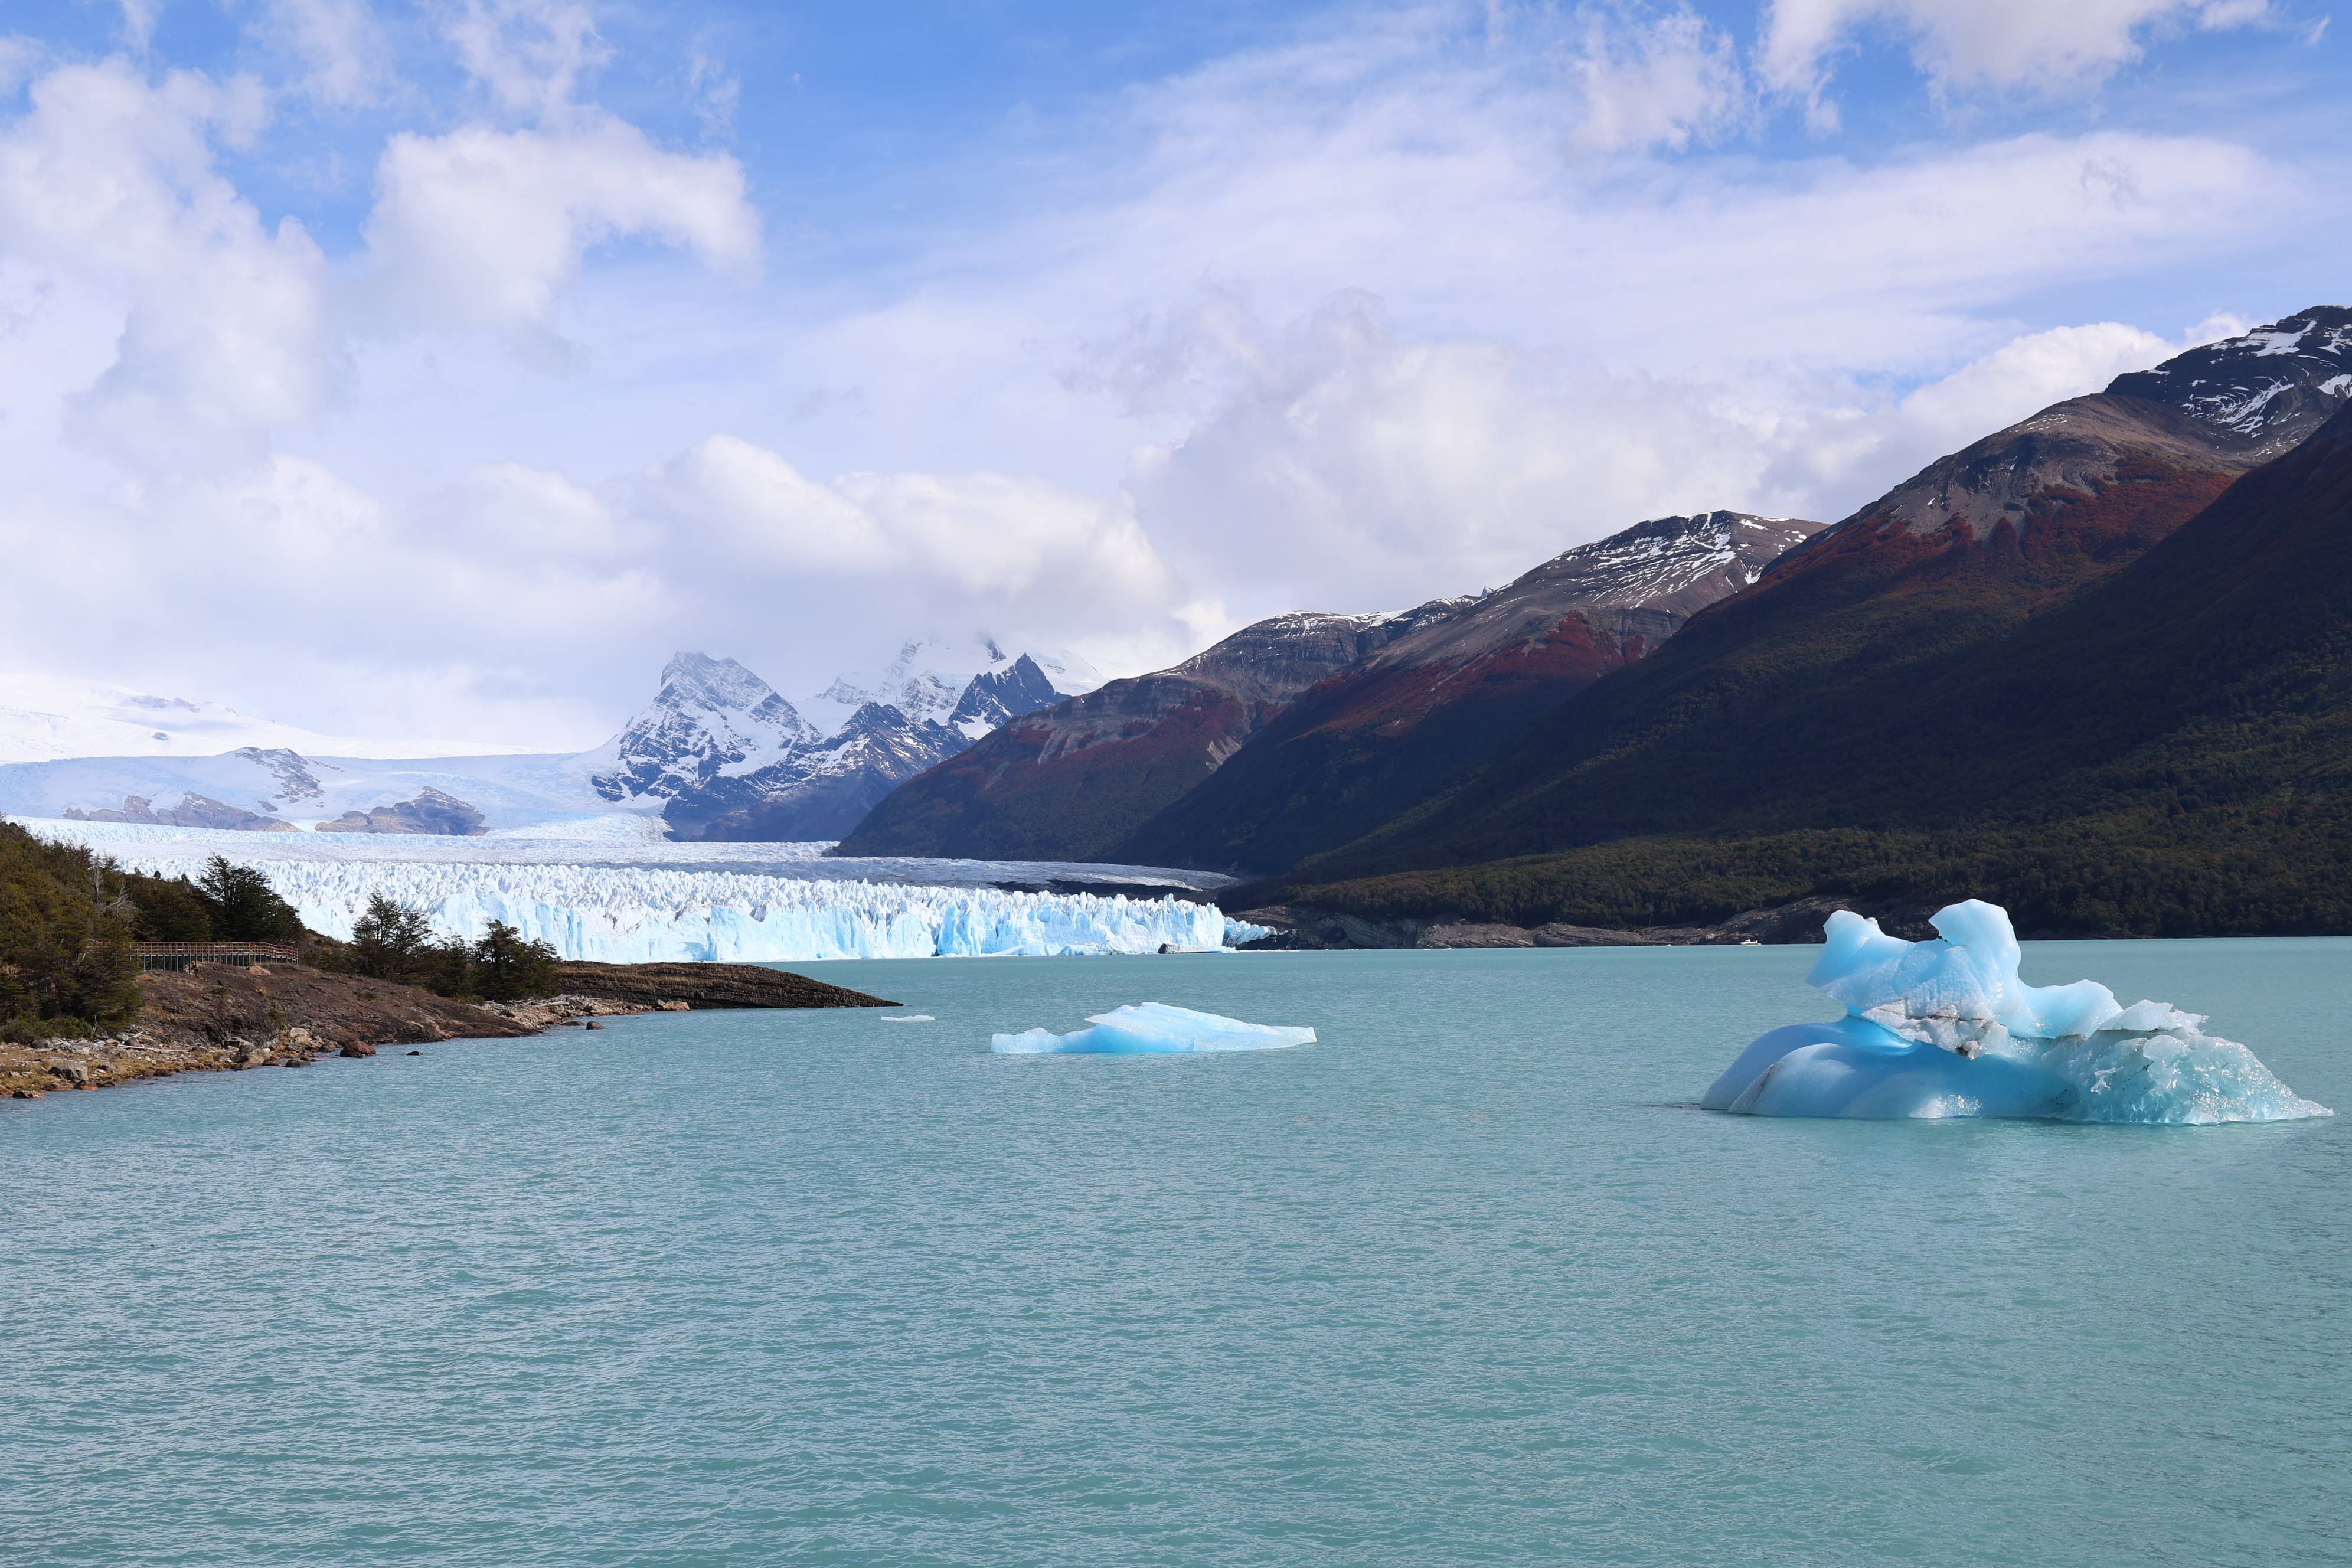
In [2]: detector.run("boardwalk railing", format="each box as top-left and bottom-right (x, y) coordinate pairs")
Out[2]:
(133, 943), (304, 972)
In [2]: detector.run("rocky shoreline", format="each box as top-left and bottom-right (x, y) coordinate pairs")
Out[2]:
(0, 960), (896, 1102)
(1233, 894), (1945, 951)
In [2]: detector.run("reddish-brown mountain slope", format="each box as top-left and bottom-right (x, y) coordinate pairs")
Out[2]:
(1117, 512), (1821, 872)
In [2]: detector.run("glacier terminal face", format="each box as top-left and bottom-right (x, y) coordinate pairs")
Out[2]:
(177, 859), (1259, 963)
(992, 1003), (1317, 1054)
(1706, 900), (2330, 1124)
(14, 818), (1262, 962)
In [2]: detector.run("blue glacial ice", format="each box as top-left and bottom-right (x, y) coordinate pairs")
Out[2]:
(29, 841), (1262, 962)
(992, 1003), (1317, 1055)
(1704, 900), (2331, 1123)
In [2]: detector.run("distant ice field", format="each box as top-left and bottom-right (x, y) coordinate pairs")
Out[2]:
(11, 816), (1253, 962)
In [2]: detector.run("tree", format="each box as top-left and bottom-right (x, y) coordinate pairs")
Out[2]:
(349, 893), (435, 982)
(193, 857), (304, 943)
(126, 875), (213, 941)
(469, 920), (560, 1001)
(0, 824), (142, 1035)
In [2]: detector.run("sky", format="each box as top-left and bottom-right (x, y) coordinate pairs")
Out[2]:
(0, 0), (2346, 749)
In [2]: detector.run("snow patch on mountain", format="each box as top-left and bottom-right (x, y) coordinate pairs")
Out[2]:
(2106, 306), (2352, 455)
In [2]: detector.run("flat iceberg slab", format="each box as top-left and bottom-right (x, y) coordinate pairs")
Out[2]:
(992, 1003), (1316, 1056)
(1706, 900), (2330, 1124)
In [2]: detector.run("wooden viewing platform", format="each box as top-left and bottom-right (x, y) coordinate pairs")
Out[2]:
(133, 943), (304, 972)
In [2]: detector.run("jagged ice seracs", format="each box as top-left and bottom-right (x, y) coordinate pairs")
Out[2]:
(992, 1003), (1317, 1054)
(1703, 900), (2330, 1123)
(86, 850), (1266, 963)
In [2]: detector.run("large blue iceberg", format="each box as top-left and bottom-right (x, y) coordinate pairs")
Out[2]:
(992, 1003), (1317, 1055)
(1704, 900), (2331, 1123)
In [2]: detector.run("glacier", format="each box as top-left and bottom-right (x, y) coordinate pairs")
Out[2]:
(16, 818), (1263, 962)
(1704, 900), (2330, 1124)
(992, 1003), (1317, 1055)
(138, 858), (1262, 963)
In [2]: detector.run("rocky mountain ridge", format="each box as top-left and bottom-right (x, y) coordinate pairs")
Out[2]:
(588, 640), (1093, 841)
(1118, 511), (1822, 871)
(832, 601), (1475, 861)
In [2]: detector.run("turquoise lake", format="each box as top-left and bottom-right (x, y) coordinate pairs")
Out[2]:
(5, 941), (2348, 1566)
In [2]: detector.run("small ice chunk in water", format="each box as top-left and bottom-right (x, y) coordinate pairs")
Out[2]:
(991, 1002), (1317, 1055)
(881, 1015), (935, 1023)
(1705, 899), (2330, 1123)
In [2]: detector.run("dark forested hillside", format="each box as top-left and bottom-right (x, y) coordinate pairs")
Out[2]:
(1259, 394), (2352, 936)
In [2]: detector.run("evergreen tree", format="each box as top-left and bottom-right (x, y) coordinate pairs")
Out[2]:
(0, 822), (143, 1035)
(193, 857), (303, 943)
(125, 876), (213, 941)
(349, 893), (435, 982)
(469, 919), (560, 1001)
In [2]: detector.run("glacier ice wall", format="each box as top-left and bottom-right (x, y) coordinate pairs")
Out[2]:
(993, 1003), (1317, 1054)
(86, 850), (1266, 962)
(1705, 900), (2330, 1124)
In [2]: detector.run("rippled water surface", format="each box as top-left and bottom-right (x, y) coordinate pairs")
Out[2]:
(6, 942), (2348, 1566)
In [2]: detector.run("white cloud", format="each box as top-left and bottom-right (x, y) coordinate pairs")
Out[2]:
(1890, 321), (2174, 447)
(117, 0), (164, 53)
(629, 436), (1200, 676)
(363, 113), (760, 342)
(0, 0), (2334, 750)
(255, 0), (392, 109)
(1566, 5), (1747, 154)
(1120, 295), (1773, 612)
(0, 61), (335, 470)
(684, 43), (740, 139)
(1761, 0), (2275, 98)
(0, 37), (43, 94)
(633, 436), (887, 574)
(443, 0), (610, 119)
(1109, 296), (2235, 618)
(426, 459), (632, 561)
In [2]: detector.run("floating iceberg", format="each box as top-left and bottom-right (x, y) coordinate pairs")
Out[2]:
(1704, 900), (2330, 1124)
(992, 1003), (1317, 1055)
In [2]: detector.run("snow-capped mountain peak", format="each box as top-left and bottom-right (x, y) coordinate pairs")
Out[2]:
(948, 653), (1063, 740)
(585, 651), (813, 803)
(2106, 306), (2352, 455)
(657, 651), (793, 715)
(585, 639), (1093, 838)
(794, 633), (1100, 739)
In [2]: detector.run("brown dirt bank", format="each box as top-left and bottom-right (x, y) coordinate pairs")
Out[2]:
(555, 961), (896, 1011)
(1, 959), (896, 1102)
